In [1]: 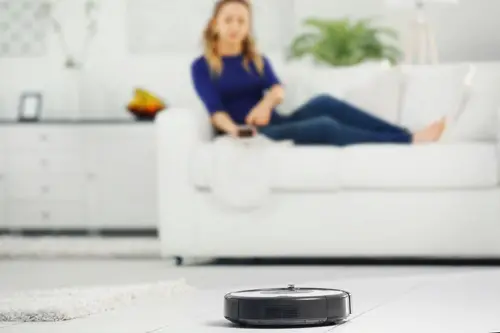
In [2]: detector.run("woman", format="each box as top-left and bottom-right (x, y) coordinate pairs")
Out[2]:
(191, 0), (446, 146)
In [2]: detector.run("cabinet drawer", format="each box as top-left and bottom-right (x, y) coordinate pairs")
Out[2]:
(0, 178), (5, 228)
(7, 152), (84, 174)
(5, 200), (86, 228)
(0, 140), (5, 157)
(84, 148), (156, 173)
(87, 200), (156, 228)
(0, 202), (5, 228)
(4, 127), (82, 151)
(82, 126), (154, 145)
(0, 155), (6, 172)
(86, 172), (156, 201)
(6, 173), (86, 201)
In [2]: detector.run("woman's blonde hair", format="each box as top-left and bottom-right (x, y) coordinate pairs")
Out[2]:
(203, 0), (264, 76)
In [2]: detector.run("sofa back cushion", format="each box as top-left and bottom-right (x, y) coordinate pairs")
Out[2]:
(275, 61), (500, 142)
(278, 61), (391, 116)
(343, 67), (403, 124)
(398, 64), (470, 131)
(442, 63), (500, 142)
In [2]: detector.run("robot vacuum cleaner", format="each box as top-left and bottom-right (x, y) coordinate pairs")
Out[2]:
(224, 284), (351, 328)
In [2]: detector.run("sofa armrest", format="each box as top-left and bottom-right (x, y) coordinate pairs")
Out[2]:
(155, 107), (213, 257)
(156, 107), (213, 184)
(156, 107), (213, 144)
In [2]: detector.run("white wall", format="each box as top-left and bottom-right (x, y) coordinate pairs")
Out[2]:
(294, 0), (500, 63)
(0, 0), (499, 120)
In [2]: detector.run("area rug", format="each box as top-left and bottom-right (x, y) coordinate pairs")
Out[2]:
(0, 236), (161, 259)
(0, 278), (194, 322)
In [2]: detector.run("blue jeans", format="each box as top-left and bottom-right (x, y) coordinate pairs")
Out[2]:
(258, 95), (412, 146)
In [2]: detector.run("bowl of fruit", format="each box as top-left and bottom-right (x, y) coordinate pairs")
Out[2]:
(127, 88), (166, 121)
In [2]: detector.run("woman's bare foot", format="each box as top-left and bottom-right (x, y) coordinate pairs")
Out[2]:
(412, 117), (446, 144)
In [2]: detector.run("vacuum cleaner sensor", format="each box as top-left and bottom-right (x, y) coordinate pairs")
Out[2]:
(224, 284), (351, 327)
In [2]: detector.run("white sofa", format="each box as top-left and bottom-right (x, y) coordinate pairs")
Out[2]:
(156, 61), (500, 264)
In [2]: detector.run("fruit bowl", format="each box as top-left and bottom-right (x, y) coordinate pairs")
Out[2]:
(127, 107), (161, 121)
(127, 88), (166, 121)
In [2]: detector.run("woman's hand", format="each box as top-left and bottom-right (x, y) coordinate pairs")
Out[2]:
(245, 102), (272, 127)
(245, 85), (284, 126)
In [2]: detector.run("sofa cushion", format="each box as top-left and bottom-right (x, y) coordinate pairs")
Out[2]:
(190, 142), (498, 191)
(190, 143), (343, 191)
(340, 143), (498, 189)
(343, 67), (403, 124)
(278, 61), (390, 115)
(442, 64), (500, 142)
(399, 64), (470, 131)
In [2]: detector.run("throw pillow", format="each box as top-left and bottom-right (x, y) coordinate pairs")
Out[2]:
(398, 64), (470, 131)
(442, 65), (500, 142)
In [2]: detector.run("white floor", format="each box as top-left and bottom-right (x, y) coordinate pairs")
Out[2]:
(0, 259), (499, 332)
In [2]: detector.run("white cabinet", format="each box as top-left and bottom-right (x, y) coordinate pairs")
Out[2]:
(6, 200), (86, 229)
(0, 123), (157, 230)
(0, 182), (6, 228)
(0, 152), (6, 228)
(82, 126), (157, 228)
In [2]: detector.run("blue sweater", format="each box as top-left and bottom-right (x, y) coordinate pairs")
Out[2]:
(190, 54), (281, 125)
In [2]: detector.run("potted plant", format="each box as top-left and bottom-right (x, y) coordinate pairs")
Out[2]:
(287, 17), (402, 67)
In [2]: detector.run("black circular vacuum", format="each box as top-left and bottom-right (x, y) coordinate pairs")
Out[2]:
(224, 284), (351, 328)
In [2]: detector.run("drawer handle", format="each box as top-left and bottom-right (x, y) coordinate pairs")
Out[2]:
(41, 185), (50, 194)
(40, 134), (48, 142)
(41, 211), (50, 219)
(40, 159), (48, 167)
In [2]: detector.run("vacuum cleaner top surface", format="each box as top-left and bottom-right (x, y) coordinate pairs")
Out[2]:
(224, 284), (352, 328)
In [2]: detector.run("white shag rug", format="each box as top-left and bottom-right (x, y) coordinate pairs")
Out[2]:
(0, 236), (161, 259)
(0, 279), (194, 322)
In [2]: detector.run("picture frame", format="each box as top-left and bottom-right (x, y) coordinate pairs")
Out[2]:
(18, 92), (42, 122)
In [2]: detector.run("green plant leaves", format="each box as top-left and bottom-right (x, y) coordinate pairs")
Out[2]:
(287, 17), (402, 67)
